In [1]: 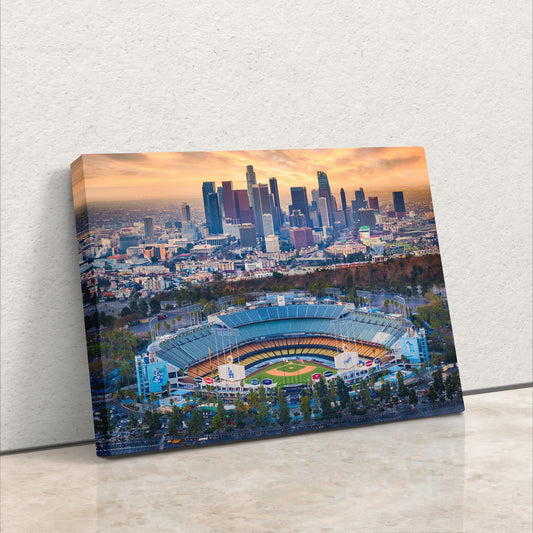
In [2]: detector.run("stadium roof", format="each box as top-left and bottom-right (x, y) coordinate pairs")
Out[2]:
(148, 303), (409, 371)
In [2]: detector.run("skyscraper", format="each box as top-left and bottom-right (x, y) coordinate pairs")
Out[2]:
(222, 181), (237, 221)
(311, 189), (320, 207)
(340, 188), (349, 227)
(246, 165), (257, 207)
(317, 170), (331, 193)
(358, 208), (376, 229)
(319, 197), (330, 228)
(234, 189), (254, 224)
(207, 192), (223, 234)
(262, 213), (275, 237)
(317, 171), (334, 226)
(269, 177), (282, 229)
(340, 188), (348, 214)
(202, 181), (216, 227)
(265, 234), (280, 253)
(217, 186), (225, 218)
(393, 191), (406, 215)
(239, 223), (257, 249)
(290, 187), (310, 227)
(252, 184), (272, 236)
(143, 217), (154, 242)
(354, 188), (366, 208)
(290, 227), (314, 250)
(368, 196), (380, 212)
(181, 202), (191, 222)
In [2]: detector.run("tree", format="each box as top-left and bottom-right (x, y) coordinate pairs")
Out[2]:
(258, 385), (267, 404)
(380, 380), (392, 402)
(149, 392), (158, 411)
(142, 410), (161, 437)
(396, 371), (408, 398)
(358, 379), (373, 410)
(445, 375), (455, 399)
(320, 395), (334, 419)
(128, 412), (137, 431)
(187, 409), (203, 436)
(211, 413), (225, 433)
(149, 299), (161, 315)
(300, 393), (311, 422)
(138, 299), (149, 317)
(335, 377), (350, 410)
(277, 389), (290, 426)
(216, 398), (226, 419)
(432, 369), (444, 395)
(168, 406), (184, 436)
(426, 384), (438, 402)
(408, 388), (418, 407)
(235, 399), (247, 429)
(120, 306), (132, 317)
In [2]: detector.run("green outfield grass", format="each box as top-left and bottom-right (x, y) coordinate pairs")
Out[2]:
(245, 360), (337, 387)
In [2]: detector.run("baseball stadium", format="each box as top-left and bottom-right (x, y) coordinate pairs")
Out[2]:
(136, 292), (415, 399)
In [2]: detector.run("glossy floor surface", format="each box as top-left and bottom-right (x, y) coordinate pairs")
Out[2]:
(1, 388), (532, 533)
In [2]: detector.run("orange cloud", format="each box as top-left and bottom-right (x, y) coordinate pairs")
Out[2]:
(78, 146), (429, 205)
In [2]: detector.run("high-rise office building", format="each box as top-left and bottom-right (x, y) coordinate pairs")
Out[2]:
(340, 188), (348, 223)
(393, 191), (406, 215)
(252, 184), (272, 236)
(319, 197), (331, 228)
(334, 210), (346, 227)
(289, 209), (306, 228)
(355, 187), (367, 209)
(262, 213), (275, 237)
(207, 192), (223, 234)
(317, 171), (334, 226)
(317, 170), (331, 192)
(368, 196), (380, 212)
(222, 181), (237, 220)
(309, 206), (320, 228)
(358, 208), (376, 229)
(351, 200), (360, 223)
(217, 186), (225, 218)
(143, 217), (154, 242)
(234, 189), (254, 224)
(269, 177), (282, 229)
(239, 223), (257, 249)
(311, 189), (320, 207)
(181, 202), (191, 222)
(246, 165), (257, 208)
(290, 186), (310, 227)
(265, 234), (280, 253)
(202, 181), (216, 227)
(290, 227), (314, 250)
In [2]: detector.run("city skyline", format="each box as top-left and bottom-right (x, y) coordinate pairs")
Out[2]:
(77, 147), (431, 205)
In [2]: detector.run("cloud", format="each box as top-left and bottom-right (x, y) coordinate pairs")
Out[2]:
(79, 146), (429, 203)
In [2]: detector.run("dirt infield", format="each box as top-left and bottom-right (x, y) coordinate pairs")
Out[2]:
(266, 364), (316, 376)
(245, 360), (337, 386)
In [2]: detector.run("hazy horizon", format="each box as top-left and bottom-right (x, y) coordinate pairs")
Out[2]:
(75, 147), (432, 208)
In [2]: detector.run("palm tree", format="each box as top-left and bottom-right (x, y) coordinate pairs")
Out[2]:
(149, 392), (157, 411)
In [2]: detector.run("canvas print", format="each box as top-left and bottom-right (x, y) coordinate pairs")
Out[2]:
(71, 147), (464, 457)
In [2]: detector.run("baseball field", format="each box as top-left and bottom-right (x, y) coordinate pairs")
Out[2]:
(244, 360), (337, 387)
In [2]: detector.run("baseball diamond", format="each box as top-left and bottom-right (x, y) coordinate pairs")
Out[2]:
(245, 360), (337, 386)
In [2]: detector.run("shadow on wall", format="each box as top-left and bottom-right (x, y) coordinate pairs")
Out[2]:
(1, 168), (95, 452)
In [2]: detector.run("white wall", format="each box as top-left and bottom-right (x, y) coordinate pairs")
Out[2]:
(1, 1), (531, 452)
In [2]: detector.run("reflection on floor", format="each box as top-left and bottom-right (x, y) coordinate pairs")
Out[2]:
(1, 387), (531, 533)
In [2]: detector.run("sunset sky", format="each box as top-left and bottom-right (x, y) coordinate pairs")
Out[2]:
(77, 147), (430, 207)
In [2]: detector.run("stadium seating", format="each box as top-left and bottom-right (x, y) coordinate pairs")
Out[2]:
(155, 304), (406, 373)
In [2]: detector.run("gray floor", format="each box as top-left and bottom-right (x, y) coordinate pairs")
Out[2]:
(1, 387), (531, 533)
